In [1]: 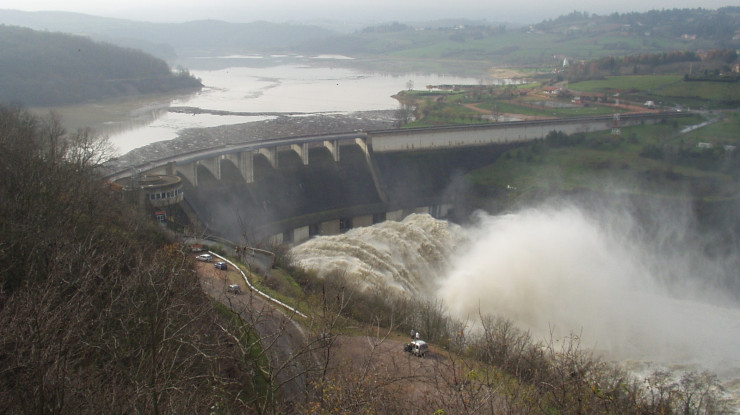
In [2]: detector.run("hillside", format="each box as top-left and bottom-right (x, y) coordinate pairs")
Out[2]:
(0, 8), (737, 77)
(294, 7), (740, 73)
(0, 25), (202, 106)
(0, 107), (259, 413)
(0, 10), (336, 59)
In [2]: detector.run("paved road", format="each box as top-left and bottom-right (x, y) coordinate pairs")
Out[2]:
(196, 260), (315, 409)
(106, 110), (396, 173)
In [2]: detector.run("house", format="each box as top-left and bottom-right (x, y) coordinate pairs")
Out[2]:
(542, 86), (562, 96)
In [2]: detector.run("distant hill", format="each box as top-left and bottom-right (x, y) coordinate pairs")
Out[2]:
(0, 8), (737, 77)
(535, 8), (740, 42)
(0, 10), (337, 59)
(296, 7), (740, 70)
(0, 25), (202, 106)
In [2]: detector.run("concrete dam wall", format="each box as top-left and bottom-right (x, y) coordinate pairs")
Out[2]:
(184, 141), (518, 243)
(141, 113), (686, 245)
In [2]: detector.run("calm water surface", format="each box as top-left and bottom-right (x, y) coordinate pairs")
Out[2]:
(52, 57), (485, 155)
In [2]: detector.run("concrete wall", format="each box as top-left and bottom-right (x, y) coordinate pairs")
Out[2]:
(386, 210), (405, 221)
(352, 214), (374, 228)
(368, 114), (676, 153)
(293, 226), (310, 244)
(320, 219), (341, 236)
(110, 113), (685, 245)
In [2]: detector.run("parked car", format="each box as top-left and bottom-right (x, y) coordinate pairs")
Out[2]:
(196, 253), (212, 262)
(404, 339), (428, 357)
(227, 284), (241, 294)
(214, 261), (227, 270)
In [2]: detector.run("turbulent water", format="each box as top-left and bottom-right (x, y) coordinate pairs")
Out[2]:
(289, 203), (740, 379)
(290, 214), (465, 293)
(438, 206), (740, 372)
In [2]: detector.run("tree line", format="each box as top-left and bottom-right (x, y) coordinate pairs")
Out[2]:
(566, 49), (738, 80)
(0, 25), (202, 106)
(535, 7), (740, 42)
(0, 106), (260, 413)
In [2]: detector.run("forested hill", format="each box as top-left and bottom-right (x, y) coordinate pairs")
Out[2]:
(295, 7), (740, 71)
(0, 25), (202, 106)
(535, 7), (740, 41)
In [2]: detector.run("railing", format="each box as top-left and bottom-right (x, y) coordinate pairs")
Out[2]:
(209, 251), (307, 319)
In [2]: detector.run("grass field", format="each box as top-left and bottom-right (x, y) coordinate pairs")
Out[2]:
(466, 116), (740, 205)
(569, 75), (684, 93)
(569, 75), (740, 109)
(478, 99), (625, 118)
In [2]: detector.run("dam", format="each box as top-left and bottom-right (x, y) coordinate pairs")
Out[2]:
(108, 112), (685, 244)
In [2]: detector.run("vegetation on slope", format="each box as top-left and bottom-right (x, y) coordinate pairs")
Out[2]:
(0, 10), (337, 59)
(393, 48), (739, 129)
(0, 25), (202, 106)
(0, 7), (737, 79)
(467, 120), (740, 198)
(0, 106), (258, 414)
(256, 254), (735, 414)
(297, 7), (740, 74)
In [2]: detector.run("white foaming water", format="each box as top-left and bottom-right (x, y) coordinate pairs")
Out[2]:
(437, 206), (740, 373)
(290, 213), (464, 293)
(290, 206), (740, 384)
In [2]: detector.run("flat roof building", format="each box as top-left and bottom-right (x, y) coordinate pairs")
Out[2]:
(115, 174), (184, 208)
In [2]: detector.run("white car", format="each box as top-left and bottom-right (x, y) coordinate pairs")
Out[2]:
(196, 253), (213, 262)
(227, 284), (241, 294)
(404, 340), (429, 357)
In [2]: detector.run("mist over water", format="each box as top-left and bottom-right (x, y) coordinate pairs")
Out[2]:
(437, 205), (740, 372)
(291, 200), (740, 378)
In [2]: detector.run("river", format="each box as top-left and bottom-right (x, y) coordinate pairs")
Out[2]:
(37, 55), (485, 156)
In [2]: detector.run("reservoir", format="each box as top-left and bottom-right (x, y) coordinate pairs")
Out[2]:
(40, 55), (485, 155)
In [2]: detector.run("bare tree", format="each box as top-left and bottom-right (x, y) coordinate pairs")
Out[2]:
(0, 107), (256, 414)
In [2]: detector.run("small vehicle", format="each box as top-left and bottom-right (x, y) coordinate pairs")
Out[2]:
(227, 284), (241, 294)
(214, 261), (227, 270)
(196, 253), (212, 262)
(404, 339), (428, 357)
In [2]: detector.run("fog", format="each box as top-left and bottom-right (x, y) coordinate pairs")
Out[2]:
(6, 0), (740, 24)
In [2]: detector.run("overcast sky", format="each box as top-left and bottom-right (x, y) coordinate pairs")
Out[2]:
(0, 0), (737, 24)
